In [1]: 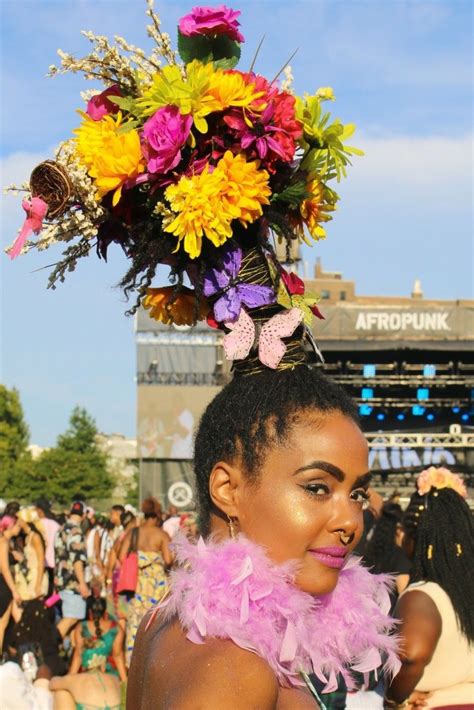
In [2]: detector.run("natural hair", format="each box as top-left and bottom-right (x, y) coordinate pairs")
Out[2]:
(142, 496), (162, 520)
(404, 488), (474, 643)
(87, 596), (107, 640)
(364, 502), (403, 574)
(194, 366), (358, 536)
(121, 510), (136, 528)
(111, 504), (125, 514)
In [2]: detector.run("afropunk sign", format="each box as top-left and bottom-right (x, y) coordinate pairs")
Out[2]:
(355, 312), (450, 332)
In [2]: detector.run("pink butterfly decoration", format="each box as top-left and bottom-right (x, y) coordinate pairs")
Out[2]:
(223, 307), (303, 370)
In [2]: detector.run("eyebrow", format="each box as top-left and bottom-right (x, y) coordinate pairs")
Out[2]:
(294, 461), (372, 488)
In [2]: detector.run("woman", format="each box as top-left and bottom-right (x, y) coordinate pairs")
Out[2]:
(120, 498), (171, 666)
(0, 514), (22, 651)
(14, 518), (48, 604)
(128, 368), (400, 708)
(105, 509), (137, 623)
(387, 467), (473, 709)
(50, 596), (126, 709)
(364, 501), (411, 604)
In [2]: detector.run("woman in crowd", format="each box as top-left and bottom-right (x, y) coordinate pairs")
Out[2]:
(0, 515), (22, 651)
(50, 596), (126, 709)
(120, 497), (171, 667)
(128, 368), (400, 708)
(14, 517), (48, 608)
(387, 467), (474, 709)
(106, 509), (137, 624)
(364, 501), (411, 605)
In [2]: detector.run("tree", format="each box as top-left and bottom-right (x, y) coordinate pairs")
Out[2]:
(0, 385), (32, 497)
(32, 407), (114, 505)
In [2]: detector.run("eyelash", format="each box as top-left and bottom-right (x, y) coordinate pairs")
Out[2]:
(302, 484), (370, 509)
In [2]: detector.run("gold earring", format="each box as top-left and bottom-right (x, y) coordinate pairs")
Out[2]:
(456, 543), (462, 557)
(427, 544), (433, 560)
(227, 514), (237, 539)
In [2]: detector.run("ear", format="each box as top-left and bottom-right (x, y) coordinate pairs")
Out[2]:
(209, 460), (244, 519)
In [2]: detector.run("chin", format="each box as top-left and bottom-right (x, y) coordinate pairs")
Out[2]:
(295, 566), (340, 596)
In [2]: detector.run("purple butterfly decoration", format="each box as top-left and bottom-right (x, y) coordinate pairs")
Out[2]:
(203, 246), (275, 322)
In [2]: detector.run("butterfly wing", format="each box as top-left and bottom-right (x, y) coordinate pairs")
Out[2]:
(258, 308), (303, 369)
(223, 309), (255, 361)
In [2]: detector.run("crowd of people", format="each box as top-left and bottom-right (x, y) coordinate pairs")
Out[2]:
(0, 496), (197, 709)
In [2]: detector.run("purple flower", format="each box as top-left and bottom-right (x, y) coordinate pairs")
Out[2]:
(142, 106), (193, 175)
(86, 85), (121, 121)
(224, 103), (288, 161)
(179, 5), (244, 43)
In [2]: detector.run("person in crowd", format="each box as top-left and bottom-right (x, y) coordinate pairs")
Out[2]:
(0, 660), (53, 710)
(352, 486), (384, 558)
(85, 514), (105, 595)
(34, 498), (60, 597)
(120, 497), (172, 667)
(105, 509), (137, 624)
(54, 501), (90, 639)
(364, 501), (411, 603)
(4, 501), (20, 518)
(128, 369), (400, 708)
(109, 505), (125, 543)
(14, 516), (49, 610)
(387, 467), (474, 709)
(162, 505), (181, 539)
(0, 514), (22, 651)
(49, 596), (125, 709)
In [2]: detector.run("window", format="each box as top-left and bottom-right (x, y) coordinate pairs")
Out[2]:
(321, 289), (331, 299)
(340, 291), (346, 301)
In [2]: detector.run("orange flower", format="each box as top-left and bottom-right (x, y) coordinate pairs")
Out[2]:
(142, 286), (209, 326)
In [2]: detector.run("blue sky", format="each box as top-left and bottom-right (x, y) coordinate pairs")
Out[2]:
(1, 0), (472, 447)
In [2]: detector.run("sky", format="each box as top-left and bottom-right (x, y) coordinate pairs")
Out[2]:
(1, 0), (472, 447)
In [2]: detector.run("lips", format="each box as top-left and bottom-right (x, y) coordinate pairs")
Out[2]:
(309, 546), (348, 570)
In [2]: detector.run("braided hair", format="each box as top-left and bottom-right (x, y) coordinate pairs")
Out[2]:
(403, 487), (474, 642)
(194, 366), (358, 535)
(364, 502), (403, 574)
(87, 596), (106, 640)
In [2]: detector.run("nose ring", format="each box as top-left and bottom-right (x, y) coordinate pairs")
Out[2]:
(339, 533), (352, 546)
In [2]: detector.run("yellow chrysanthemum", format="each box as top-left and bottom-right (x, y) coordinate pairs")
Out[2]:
(74, 112), (145, 206)
(142, 286), (209, 326)
(164, 151), (270, 258)
(299, 177), (336, 242)
(203, 70), (265, 113)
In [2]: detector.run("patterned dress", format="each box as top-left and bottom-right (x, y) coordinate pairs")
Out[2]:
(125, 551), (168, 666)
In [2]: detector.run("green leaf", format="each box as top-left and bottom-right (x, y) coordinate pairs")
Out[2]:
(177, 31), (213, 64)
(116, 119), (141, 135)
(272, 181), (311, 206)
(212, 35), (241, 64)
(113, 95), (139, 113)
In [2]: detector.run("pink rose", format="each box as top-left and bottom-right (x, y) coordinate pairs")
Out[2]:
(86, 85), (121, 121)
(142, 106), (193, 175)
(179, 5), (244, 43)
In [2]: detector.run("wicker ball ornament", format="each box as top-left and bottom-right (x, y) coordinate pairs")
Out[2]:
(29, 160), (72, 219)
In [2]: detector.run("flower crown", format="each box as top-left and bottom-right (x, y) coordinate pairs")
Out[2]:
(6, 2), (362, 371)
(416, 466), (467, 499)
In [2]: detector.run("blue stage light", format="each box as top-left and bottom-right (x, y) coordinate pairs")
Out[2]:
(423, 364), (436, 377)
(461, 414), (470, 422)
(363, 364), (376, 378)
(397, 413), (405, 421)
(412, 405), (425, 416)
(417, 388), (429, 401)
(426, 413), (435, 421)
(361, 387), (374, 400)
(452, 406), (461, 414)
(376, 413), (385, 421)
(359, 405), (373, 416)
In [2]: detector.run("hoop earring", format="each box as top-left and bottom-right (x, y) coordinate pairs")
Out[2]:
(227, 514), (237, 539)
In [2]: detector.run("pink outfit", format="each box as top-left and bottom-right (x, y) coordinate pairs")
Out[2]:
(41, 517), (60, 569)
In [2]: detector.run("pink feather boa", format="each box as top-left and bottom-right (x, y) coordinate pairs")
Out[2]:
(156, 534), (401, 691)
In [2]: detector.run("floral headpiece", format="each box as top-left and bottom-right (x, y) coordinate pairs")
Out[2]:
(6, 2), (362, 372)
(416, 466), (467, 499)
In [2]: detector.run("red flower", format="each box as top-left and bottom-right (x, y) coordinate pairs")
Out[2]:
(86, 85), (121, 121)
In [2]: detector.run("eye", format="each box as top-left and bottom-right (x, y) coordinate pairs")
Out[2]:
(351, 489), (370, 509)
(302, 483), (330, 498)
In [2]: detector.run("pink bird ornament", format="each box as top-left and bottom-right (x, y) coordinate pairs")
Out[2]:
(9, 197), (48, 260)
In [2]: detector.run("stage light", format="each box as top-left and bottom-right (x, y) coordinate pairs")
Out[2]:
(417, 388), (429, 401)
(412, 405), (425, 416)
(452, 406), (461, 414)
(461, 414), (470, 422)
(363, 364), (376, 378)
(359, 405), (373, 416)
(423, 365), (436, 377)
(376, 413), (385, 421)
(397, 413), (405, 421)
(426, 413), (435, 421)
(361, 387), (374, 400)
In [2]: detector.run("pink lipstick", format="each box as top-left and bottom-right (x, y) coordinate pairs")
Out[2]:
(309, 546), (347, 569)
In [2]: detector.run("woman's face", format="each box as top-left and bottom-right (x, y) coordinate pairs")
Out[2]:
(236, 411), (370, 595)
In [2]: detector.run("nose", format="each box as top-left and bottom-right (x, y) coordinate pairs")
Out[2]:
(327, 495), (361, 543)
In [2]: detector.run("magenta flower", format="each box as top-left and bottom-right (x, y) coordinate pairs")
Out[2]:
(142, 106), (193, 175)
(179, 5), (244, 43)
(86, 85), (121, 121)
(224, 103), (288, 161)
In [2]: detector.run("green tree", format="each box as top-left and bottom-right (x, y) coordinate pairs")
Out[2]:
(0, 385), (32, 497)
(32, 407), (114, 505)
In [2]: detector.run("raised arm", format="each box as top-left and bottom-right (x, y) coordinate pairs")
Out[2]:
(31, 532), (45, 597)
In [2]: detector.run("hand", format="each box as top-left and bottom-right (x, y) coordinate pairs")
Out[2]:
(407, 691), (433, 708)
(78, 583), (90, 599)
(34, 586), (43, 599)
(13, 590), (22, 605)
